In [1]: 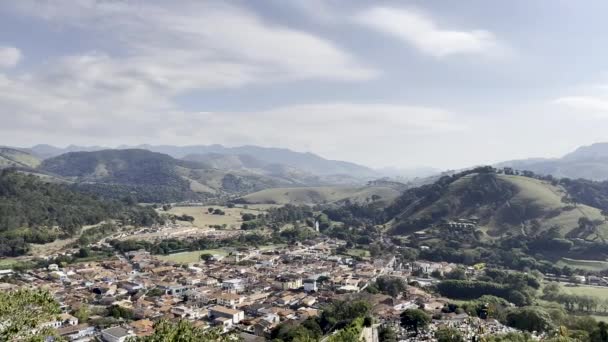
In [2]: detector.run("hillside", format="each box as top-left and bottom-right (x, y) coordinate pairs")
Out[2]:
(0, 170), (161, 257)
(498, 142), (608, 181)
(0, 147), (40, 169)
(239, 186), (401, 205)
(388, 168), (608, 240)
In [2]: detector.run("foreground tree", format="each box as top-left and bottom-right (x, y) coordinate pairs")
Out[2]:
(0, 288), (61, 341)
(128, 320), (238, 341)
(400, 309), (430, 336)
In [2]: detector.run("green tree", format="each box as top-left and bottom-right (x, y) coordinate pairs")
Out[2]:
(435, 327), (464, 342)
(400, 309), (430, 336)
(73, 304), (90, 323)
(0, 288), (61, 341)
(128, 320), (238, 341)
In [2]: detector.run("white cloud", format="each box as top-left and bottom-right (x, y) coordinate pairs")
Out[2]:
(8, 0), (376, 89)
(554, 96), (608, 118)
(0, 46), (21, 68)
(355, 7), (505, 58)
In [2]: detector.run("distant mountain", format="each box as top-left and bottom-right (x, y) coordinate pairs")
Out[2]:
(29, 144), (106, 159)
(36, 149), (347, 202)
(497, 143), (608, 181)
(375, 166), (441, 180)
(131, 144), (379, 179)
(22, 144), (378, 180)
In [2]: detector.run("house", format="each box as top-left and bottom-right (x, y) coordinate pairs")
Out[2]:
(218, 293), (245, 308)
(209, 305), (245, 324)
(41, 313), (79, 329)
(129, 319), (154, 337)
(171, 305), (203, 319)
(303, 279), (318, 293)
(277, 274), (302, 290)
(222, 279), (244, 293)
(101, 326), (135, 342)
(213, 316), (233, 332)
(57, 324), (95, 341)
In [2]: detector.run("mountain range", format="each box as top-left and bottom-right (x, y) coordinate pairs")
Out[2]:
(497, 142), (608, 181)
(0, 145), (396, 202)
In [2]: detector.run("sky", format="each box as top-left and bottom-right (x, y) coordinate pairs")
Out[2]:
(2, 0), (608, 170)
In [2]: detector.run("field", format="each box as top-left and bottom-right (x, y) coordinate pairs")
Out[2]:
(157, 244), (286, 264)
(240, 186), (401, 205)
(157, 249), (229, 263)
(166, 205), (267, 229)
(0, 258), (19, 269)
(345, 249), (371, 258)
(556, 258), (608, 272)
(559, 284), (608, 300)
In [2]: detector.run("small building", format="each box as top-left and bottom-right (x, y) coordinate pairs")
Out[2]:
(303, 279), (318, 293)
(209, 305), (245, 324)
(101, 326), (135, 342)
(277, 274), (302, 290)
(222, 279), (244, 293)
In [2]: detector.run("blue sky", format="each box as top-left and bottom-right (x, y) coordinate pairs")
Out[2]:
(2, 0), (608, 169)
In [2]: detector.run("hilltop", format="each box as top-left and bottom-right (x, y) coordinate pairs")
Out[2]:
(238, 185), (401, 205)
(387, 168), (608, 241)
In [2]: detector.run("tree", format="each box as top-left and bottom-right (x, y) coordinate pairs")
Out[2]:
(0, 288), (61, 341)
(78, 247), (90, 258)
(200, 253), (214, 262)
(129, 320), (237, 341)
(74, 304), (90, 323)
(378, 325), (397, 342)
(400, 309), (430, 336)
(435, 327), (465, 342)
(505, 307), (555, 333)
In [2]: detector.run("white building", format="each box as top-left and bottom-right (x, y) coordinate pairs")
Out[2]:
(209, 305), (245, 324)
(101, 326), (134, 342)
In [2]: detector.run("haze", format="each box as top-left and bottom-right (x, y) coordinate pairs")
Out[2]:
(2, 0), (608, 169)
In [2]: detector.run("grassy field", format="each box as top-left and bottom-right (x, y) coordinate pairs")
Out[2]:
(157, 249), (230, 263)
(556, 258), (608, 272)
(0, 258), (19, 269)
(240, 186), (401, 205)
(591, 315), (608, 323)
(345, 249), (371, 258)
(560, 284), (608, 300)
(167, 205), (266, 229)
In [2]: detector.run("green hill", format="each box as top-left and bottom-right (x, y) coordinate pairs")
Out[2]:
(389, 168), (608, 240)
(0, 147), (40, 169)
(239, 186), (401, 205)
(0, 170), (161, 257)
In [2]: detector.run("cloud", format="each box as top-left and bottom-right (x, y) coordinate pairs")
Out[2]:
(8, 1), (377, 89)
(355, 7), (505, 58)
(0, 46), (21, 68)
(554, 96), (608, 118)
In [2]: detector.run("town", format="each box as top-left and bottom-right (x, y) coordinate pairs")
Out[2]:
(1, 233), (532, 342)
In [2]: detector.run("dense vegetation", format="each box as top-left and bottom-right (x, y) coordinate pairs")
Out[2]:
(271, 300), (371, 341)
(0, 170), (163, 256)
(38, 149), (200, 202)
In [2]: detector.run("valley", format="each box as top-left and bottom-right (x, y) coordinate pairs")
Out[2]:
(6, 145), (608, 341)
